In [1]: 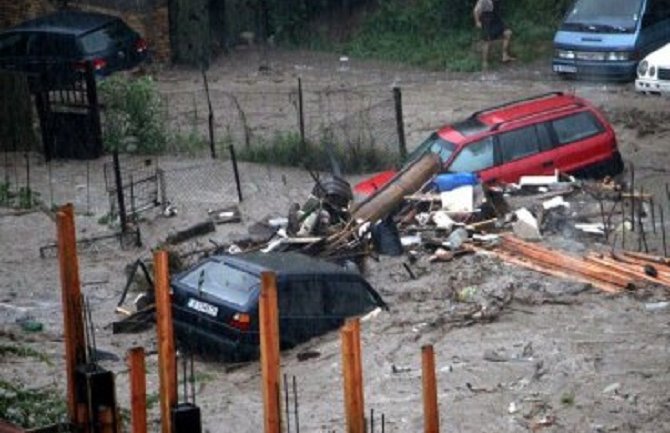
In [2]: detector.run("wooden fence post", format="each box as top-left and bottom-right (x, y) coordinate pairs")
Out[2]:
(154, 250), (177, 433)
(128, 347), (147, 433)
(260, 271), (281, 433)
(341, 320), (364, 433)
(56, 204), (87, 426)
(422, 345), (440, 433)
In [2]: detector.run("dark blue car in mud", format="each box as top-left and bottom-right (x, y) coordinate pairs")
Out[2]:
(171, 252), (386, 361)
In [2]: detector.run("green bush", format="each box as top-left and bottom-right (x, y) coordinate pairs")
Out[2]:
(99, 75), (168, 154)
(341, 0), (571, 70)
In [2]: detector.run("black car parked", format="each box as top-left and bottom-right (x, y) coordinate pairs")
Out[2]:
(0, 10), (148, 79)
(171, 252), (386, 360)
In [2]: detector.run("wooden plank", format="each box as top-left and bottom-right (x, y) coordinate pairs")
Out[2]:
(259, 271), (281, 433)
(56, 204), (87, 425)
(422, 345), (440, 433)
(474, 246), (622, 293)
(154, 250), (176, 433)
(128, 347), (147, 433)
(588, 254), (670, 286)
(622, 250), (670, 267)
(500, 235), (633, 288)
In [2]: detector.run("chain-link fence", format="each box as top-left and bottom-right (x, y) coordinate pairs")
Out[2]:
(162, 79), (405, 171)
(0, 151), (110, 214)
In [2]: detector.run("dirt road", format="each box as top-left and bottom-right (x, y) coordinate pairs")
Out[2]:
(1, 48), (669, 432)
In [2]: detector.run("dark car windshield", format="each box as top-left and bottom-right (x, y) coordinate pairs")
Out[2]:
(405, 133), (455, 165)
(562, 0), (643, 33)
(179, 261), (259, 308)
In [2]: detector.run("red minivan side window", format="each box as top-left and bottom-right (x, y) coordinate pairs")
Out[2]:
(551, 111), (604, 146)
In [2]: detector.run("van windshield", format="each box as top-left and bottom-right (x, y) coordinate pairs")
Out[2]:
(562, 0), (643, 33)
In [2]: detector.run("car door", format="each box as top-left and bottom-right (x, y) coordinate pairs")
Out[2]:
(278, 277), (328, 347)
(0, 32), (29, 69)
(495, 123), (557, 183)
(446, 136), (500, 183)
(548, 111), (610, 173)
(639, 0), (670, 55)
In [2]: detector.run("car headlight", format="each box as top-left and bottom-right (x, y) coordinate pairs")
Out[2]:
(649, 65), (656, 77)
(638, 60), (648, 76)
(556, 49), (575, 60)
(607, 51), (629, 61)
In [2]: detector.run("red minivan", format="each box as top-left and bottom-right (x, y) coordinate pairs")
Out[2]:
(354, 92), (623, 196)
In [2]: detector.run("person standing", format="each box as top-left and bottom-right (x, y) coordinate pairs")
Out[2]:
(473, 0), (515, 70)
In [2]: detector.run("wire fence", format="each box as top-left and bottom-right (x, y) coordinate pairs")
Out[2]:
(162, 80), (405, 170)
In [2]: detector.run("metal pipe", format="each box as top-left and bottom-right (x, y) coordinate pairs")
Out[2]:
(660, 204), (667, 258)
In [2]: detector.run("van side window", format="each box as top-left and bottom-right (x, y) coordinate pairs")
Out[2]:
(449, 137), (495, 173)
(551, 112), (604, 146)
(498, 126), (541, 163)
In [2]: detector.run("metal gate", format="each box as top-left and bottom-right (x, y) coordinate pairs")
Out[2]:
(30, 61), (103, 160)
(103, 155), (164, 224)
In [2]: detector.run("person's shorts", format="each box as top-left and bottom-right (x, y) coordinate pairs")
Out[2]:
(482, 17), (505, 41)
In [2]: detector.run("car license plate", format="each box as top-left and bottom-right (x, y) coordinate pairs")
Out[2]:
(187, 298), (219, 317)
(553, 64), (577, 73)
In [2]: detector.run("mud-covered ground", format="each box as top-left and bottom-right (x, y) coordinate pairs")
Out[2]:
(1, 48), (669, 432)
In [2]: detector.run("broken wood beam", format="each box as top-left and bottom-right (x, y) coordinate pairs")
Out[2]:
(341, 320), (364, 433)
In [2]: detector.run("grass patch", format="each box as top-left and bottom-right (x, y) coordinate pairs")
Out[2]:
(0, 380), (67, 428)
(560, 392), (575, 406)
(0, 344), (52, 366)
(236, 131), (398, 174)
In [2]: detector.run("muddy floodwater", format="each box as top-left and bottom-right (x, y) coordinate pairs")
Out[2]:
(1, 49), (669, 432)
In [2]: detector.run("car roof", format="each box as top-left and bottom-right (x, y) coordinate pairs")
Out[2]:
(9, 10), (117, 36)
(439, 92), (587, 144)
(215, 252), (361, 278)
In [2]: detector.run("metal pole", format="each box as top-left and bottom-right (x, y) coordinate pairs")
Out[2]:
(229, 144), (243, 202)
(298, 77), (305, 151)
(112, 151), (128, 232)
(660, 204), (667, 257)
(630, 164), (635, 232)
(284, 374), (291, 433)
(293, 375), (299, 433)
(393, 86), (407, 160)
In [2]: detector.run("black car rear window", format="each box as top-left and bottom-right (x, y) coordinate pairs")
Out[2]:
(179, 261), (259, 308)
(0, 33), (28, 56)
(27, 33), (77, 56)
(79, 20), (131, 54)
